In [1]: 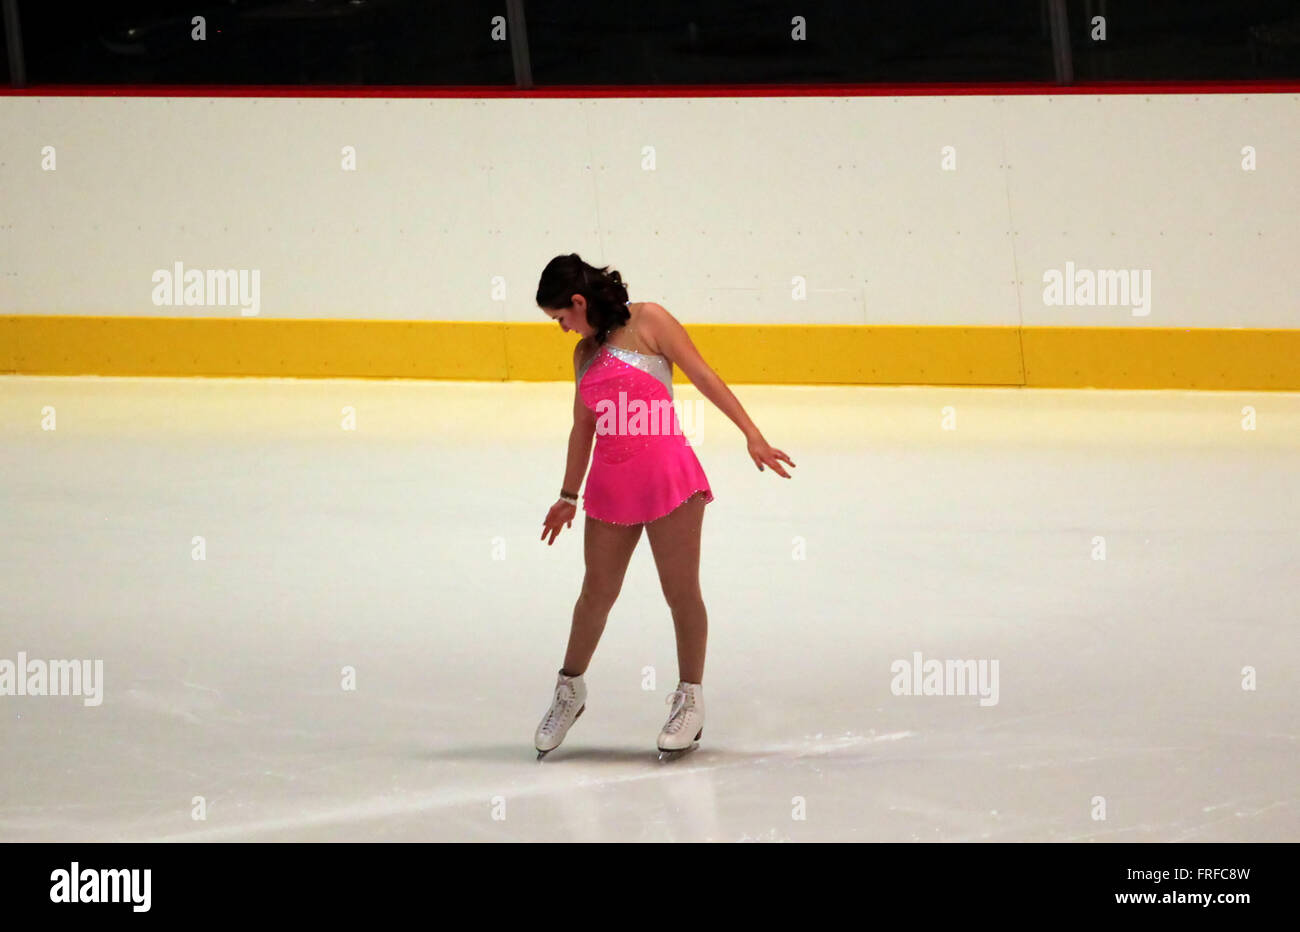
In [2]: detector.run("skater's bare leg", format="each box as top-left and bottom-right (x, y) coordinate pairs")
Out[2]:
(645, 491), (708, 684)
(562, 515), (644, 676)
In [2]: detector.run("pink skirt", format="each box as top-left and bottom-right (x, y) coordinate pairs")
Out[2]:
(583, 432), (714, 525)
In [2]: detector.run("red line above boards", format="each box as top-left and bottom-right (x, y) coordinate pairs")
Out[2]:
(1, 80), (1299, 98)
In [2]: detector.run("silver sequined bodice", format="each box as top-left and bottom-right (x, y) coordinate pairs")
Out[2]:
(578, 344), (674, 398)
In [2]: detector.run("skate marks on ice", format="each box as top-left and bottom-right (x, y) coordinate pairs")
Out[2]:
(120, 678), (242, 725)
(137, 729), (916, 842)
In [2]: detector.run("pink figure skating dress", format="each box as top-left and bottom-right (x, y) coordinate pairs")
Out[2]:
(577, 340), (714, 525)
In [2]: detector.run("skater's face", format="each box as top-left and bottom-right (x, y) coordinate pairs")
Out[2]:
(543, 295), (593, 337)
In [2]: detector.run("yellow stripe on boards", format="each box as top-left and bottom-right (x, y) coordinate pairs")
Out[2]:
(2, 317), (1298, 390)
(1020, 327), (1300, 390)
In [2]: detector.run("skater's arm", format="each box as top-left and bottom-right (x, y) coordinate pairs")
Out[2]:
(561, 341), (598, 495)
(640, 303), (763, 442)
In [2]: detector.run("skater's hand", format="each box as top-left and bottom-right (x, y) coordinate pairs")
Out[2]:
(541, 499), (577, 546)
(747, 434), (795, 478)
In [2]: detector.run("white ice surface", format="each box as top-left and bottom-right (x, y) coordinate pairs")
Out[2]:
(0, 375), (1296, 842)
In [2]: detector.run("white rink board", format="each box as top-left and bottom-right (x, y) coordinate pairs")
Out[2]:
(1, 93), (1297, 328)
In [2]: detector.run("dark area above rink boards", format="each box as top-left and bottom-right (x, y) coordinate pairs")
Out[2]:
(5, 0), (1299, 86)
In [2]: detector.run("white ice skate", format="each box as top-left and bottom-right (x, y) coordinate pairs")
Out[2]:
(535, 669), (587, 760)
(657, 681), (704, 761)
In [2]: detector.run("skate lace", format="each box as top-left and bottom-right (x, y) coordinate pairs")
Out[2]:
(663, 688), (691, 734)
(541, 683), (575, 735)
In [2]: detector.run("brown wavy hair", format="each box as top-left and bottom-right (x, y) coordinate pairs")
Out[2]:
(536, 253), (630, 346)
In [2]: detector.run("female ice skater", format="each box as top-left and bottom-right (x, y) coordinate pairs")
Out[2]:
(533, 254), (795, 760)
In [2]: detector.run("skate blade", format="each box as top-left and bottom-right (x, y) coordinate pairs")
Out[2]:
(536, 704), (586, 760)
(657, 728), (703, 761)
